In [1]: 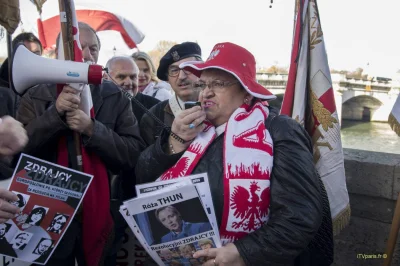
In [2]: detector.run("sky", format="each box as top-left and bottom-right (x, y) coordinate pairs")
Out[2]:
(1, 0), (399, 78)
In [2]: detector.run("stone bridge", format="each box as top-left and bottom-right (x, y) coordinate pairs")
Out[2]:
(256, 73), (400, 122)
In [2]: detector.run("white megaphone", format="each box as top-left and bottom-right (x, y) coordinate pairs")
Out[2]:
(11, 44), (103, 95)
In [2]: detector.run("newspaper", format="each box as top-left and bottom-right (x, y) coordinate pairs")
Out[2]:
(135, 173), (219, 235)
(122, 181), (221, 266)
(0, 154), (93, 265)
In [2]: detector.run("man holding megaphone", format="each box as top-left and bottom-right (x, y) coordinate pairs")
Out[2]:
(15, 22), (145, 266)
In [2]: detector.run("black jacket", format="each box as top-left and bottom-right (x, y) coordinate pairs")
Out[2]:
(0, 86), (14, 117)
(132, 92), (160, 123)
(140, 100), (175, 146)
(0, 87), (16, 180)
(0, 58), (9, 88)
(0, 58), (21, 112)
(135, 107), (333, 266)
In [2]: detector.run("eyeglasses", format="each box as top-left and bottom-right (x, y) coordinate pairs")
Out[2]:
(193, 80), (240, 92)
(167, 66), (193, 77)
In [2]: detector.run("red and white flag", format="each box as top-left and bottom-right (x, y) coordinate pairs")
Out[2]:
(389, 95), (400, 136)
(36, 1), (144, 49)
(56, 1), (113, 265)
(281, 0), (350, 235)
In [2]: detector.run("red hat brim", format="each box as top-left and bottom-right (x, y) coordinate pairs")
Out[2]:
(180, 61), (276, 100)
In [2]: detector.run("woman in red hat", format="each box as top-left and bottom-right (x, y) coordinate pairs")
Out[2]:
(136, 42), (333, 266)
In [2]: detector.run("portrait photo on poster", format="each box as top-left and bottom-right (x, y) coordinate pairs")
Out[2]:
(157, 247), (180, 263)
(178, 243), (197, 259)
(0, 223), (12, 239)
(156, 247), (191, 266)
(46, 213), (69, 234)
(0, 222), (17, 257)
(196, 238), (216, 250)
(10, 231), (33, 251)
(10, 191), (30, 212)
(155, 238), (216, 265)
(32, 237), (54, 263)
(24, 205), (49, 227)
(133, 198), (212, 245)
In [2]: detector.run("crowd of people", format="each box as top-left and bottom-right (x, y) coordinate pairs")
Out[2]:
(0, 22), (334, 266)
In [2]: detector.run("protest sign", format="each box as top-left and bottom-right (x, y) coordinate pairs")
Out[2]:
(0, 154), (93, 265)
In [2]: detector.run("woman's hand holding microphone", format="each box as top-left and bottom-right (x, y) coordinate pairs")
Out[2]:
(168, 106), (206, 154)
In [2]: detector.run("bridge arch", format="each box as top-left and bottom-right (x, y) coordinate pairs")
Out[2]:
(342, 95), (383, 121)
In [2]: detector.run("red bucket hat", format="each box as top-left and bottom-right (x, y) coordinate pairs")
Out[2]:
(180, 42), (276, 100)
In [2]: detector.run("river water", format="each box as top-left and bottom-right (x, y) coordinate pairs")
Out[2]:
(341, 120), (399, 154)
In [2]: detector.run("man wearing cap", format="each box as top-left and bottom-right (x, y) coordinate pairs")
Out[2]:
(136, 42), (333, 266)
(140, 42), (202, 145)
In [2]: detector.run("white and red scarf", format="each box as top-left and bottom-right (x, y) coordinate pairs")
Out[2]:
(160, 102), (274, 244)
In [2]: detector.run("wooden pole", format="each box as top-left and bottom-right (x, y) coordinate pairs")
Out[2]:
(383, 192), (400, 266)
(58, 0), (83, 171)
(6, 32), (17, 117)
(6, 33), (12, 87)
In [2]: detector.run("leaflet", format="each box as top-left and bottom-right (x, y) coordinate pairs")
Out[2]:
(135, 173), (219, 236)
(122, 183), (221, 266)
(0, 154), (93, 265)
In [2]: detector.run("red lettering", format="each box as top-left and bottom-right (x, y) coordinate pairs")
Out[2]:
(134, 244), (145, 251)
(116, 248), (128, 260)
(134, 260), (145, 266)
(135, 251), (148, 258)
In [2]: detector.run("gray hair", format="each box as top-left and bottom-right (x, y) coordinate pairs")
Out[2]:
(105, 56), (138, 73)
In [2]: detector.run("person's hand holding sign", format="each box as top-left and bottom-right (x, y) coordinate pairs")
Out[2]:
(0, 190), (19, 223)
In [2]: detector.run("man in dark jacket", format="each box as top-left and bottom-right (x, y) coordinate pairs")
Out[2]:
(103, 56), (160, 122)
(140, 42), (202, 145)
(0, 32), (43, 120)
(102, 55), (160, 264)
(16, 23), (145, 266)
(0, 32), (43, 88)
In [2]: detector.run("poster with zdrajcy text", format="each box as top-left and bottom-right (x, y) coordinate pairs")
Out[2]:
(0, 154), (93, 265)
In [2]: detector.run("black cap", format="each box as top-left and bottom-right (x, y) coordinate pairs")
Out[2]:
(157, 42), (202, 81)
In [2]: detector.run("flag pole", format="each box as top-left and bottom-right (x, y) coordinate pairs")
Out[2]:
(383, 192), (400, 266)
(6, 33), (12, 87)
(58, 0), (83, 171)
(292, 0), (300, 40)
(6, 31), (19, 118)
(6, 32), (17, 117)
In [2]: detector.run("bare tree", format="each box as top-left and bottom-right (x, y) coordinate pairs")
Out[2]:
(347, 67), (364, 79)
(147, 40), (177, 70)
(259, 65), (288, 74)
